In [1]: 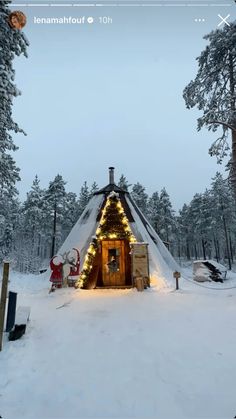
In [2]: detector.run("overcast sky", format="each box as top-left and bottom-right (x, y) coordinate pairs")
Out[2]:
(11, 2), (235, 210)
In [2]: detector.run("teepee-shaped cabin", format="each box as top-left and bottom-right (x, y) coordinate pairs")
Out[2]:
(57, 168), (179, 289)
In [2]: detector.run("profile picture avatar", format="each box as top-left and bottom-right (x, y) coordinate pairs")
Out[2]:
(8, 11), (27, 30)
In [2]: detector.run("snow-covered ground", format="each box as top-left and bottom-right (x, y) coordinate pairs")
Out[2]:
(1, 267), (236, 419)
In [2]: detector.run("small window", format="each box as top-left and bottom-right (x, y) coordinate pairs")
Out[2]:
(107, 248), (120, 273)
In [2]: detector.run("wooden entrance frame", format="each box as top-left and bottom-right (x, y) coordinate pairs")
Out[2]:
(101, 239), (132, 287)
(86, 238), (132, 288)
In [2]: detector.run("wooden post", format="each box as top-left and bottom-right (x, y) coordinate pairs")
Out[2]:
(0, 262), (10, 351)
(173, 271), (181, 291)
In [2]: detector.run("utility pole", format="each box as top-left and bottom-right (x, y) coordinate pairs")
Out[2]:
(0, 262), (10, 351)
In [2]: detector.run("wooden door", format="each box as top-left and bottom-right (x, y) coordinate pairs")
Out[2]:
(102, 240), (125, 286)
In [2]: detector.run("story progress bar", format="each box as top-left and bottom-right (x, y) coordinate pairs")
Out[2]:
(10, 1), (234, 6)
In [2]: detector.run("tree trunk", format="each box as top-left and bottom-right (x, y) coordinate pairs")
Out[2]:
(229, 51), (236, 197)
(51, 203), (57, 258)
(213, 235), (219, 262)
(231, 130), (236, 197)
(37, 233), (41, 257)
(201, 238), (206, 260)
(166, 226), (169, 244)
(222, 212), (231, 270)
(194, 244), (198, 259)
(229, 231), (234, 263)
(186, 240), (190, 260)
(178, 239), (181, 260)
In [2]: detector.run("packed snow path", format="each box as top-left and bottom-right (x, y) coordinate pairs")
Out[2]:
(1, 272), (236, 418)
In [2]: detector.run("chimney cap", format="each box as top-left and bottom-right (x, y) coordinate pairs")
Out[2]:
(108, 166), (115, 184)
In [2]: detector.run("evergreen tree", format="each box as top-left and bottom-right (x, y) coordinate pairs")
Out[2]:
(19, 175), (45, 271)
(177, 177), (236, 263)
(22, 175), (44, 234)
(44, 174), (67, 257)
(183, 22), (236, 194)
(189, 192), (212, 260)
(210, 172), (235, 267)
(90, 181), (99, 196)
(0, 194), (20, 261)
(178, 203), (193, 260)
(131, 182), (148, 216)
(0, 2), (29, 198)
(61, 191), (79, 239)
(148, 192), (161, 232)
(0, 2), (28, 262)
(158, 188), (175, 244)
(118, 175), (131, 191)
(77, 181), (90, 217)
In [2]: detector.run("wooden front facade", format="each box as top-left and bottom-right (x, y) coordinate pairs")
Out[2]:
(86, 239), (132, 288)
(102, 240), (125, 286)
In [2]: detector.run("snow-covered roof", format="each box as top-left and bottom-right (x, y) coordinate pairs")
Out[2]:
(58, 194), (103, 266)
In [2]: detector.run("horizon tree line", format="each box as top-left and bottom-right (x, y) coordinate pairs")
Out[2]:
(0, 171), (235, 273)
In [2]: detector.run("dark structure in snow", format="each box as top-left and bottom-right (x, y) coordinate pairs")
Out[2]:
(193, 260), (227, 283)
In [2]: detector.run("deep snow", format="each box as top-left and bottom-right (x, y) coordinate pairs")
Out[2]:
(1, 267), (236, 418)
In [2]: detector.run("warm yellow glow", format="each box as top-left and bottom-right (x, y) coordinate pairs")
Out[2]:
(76, 194), (137, 289)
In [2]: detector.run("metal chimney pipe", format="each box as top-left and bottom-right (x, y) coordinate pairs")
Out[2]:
(109, 167), (115, 184)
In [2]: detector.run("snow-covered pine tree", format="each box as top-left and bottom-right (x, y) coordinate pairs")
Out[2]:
(22, 175), (44, 234)
(131, 182), (148, 216)
(0, 194), (20, 261)
(44, 174), (67, 257)
(118, 175), (131, 191)
(174, 211), (185, 262)
(178, 203), (193, 260)
(77, 181), (90, 217)
(61, 191), (79, 240)
(18, 175), (45, 271)
(90, 181), (99, 196)
(158, 188), (175, 246)
(0, 1), (28, 190)
(177, 174), (236, 262)
(62, 182), (99, 240)
(148, 192), (161, 232)
(0, 1), (28, 259)
(183, 22), (236, 195)
(198, 189), (215, 260)
(188, 193), (208, 259)
(210, 172), (235, 267)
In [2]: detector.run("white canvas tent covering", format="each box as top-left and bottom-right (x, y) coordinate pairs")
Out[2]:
(56, 169), (179, 288)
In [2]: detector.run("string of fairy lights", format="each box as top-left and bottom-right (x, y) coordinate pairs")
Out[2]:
(75, 192), (136, 288)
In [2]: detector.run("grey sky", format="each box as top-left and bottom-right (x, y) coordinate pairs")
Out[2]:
(11, 3), (235, 210)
